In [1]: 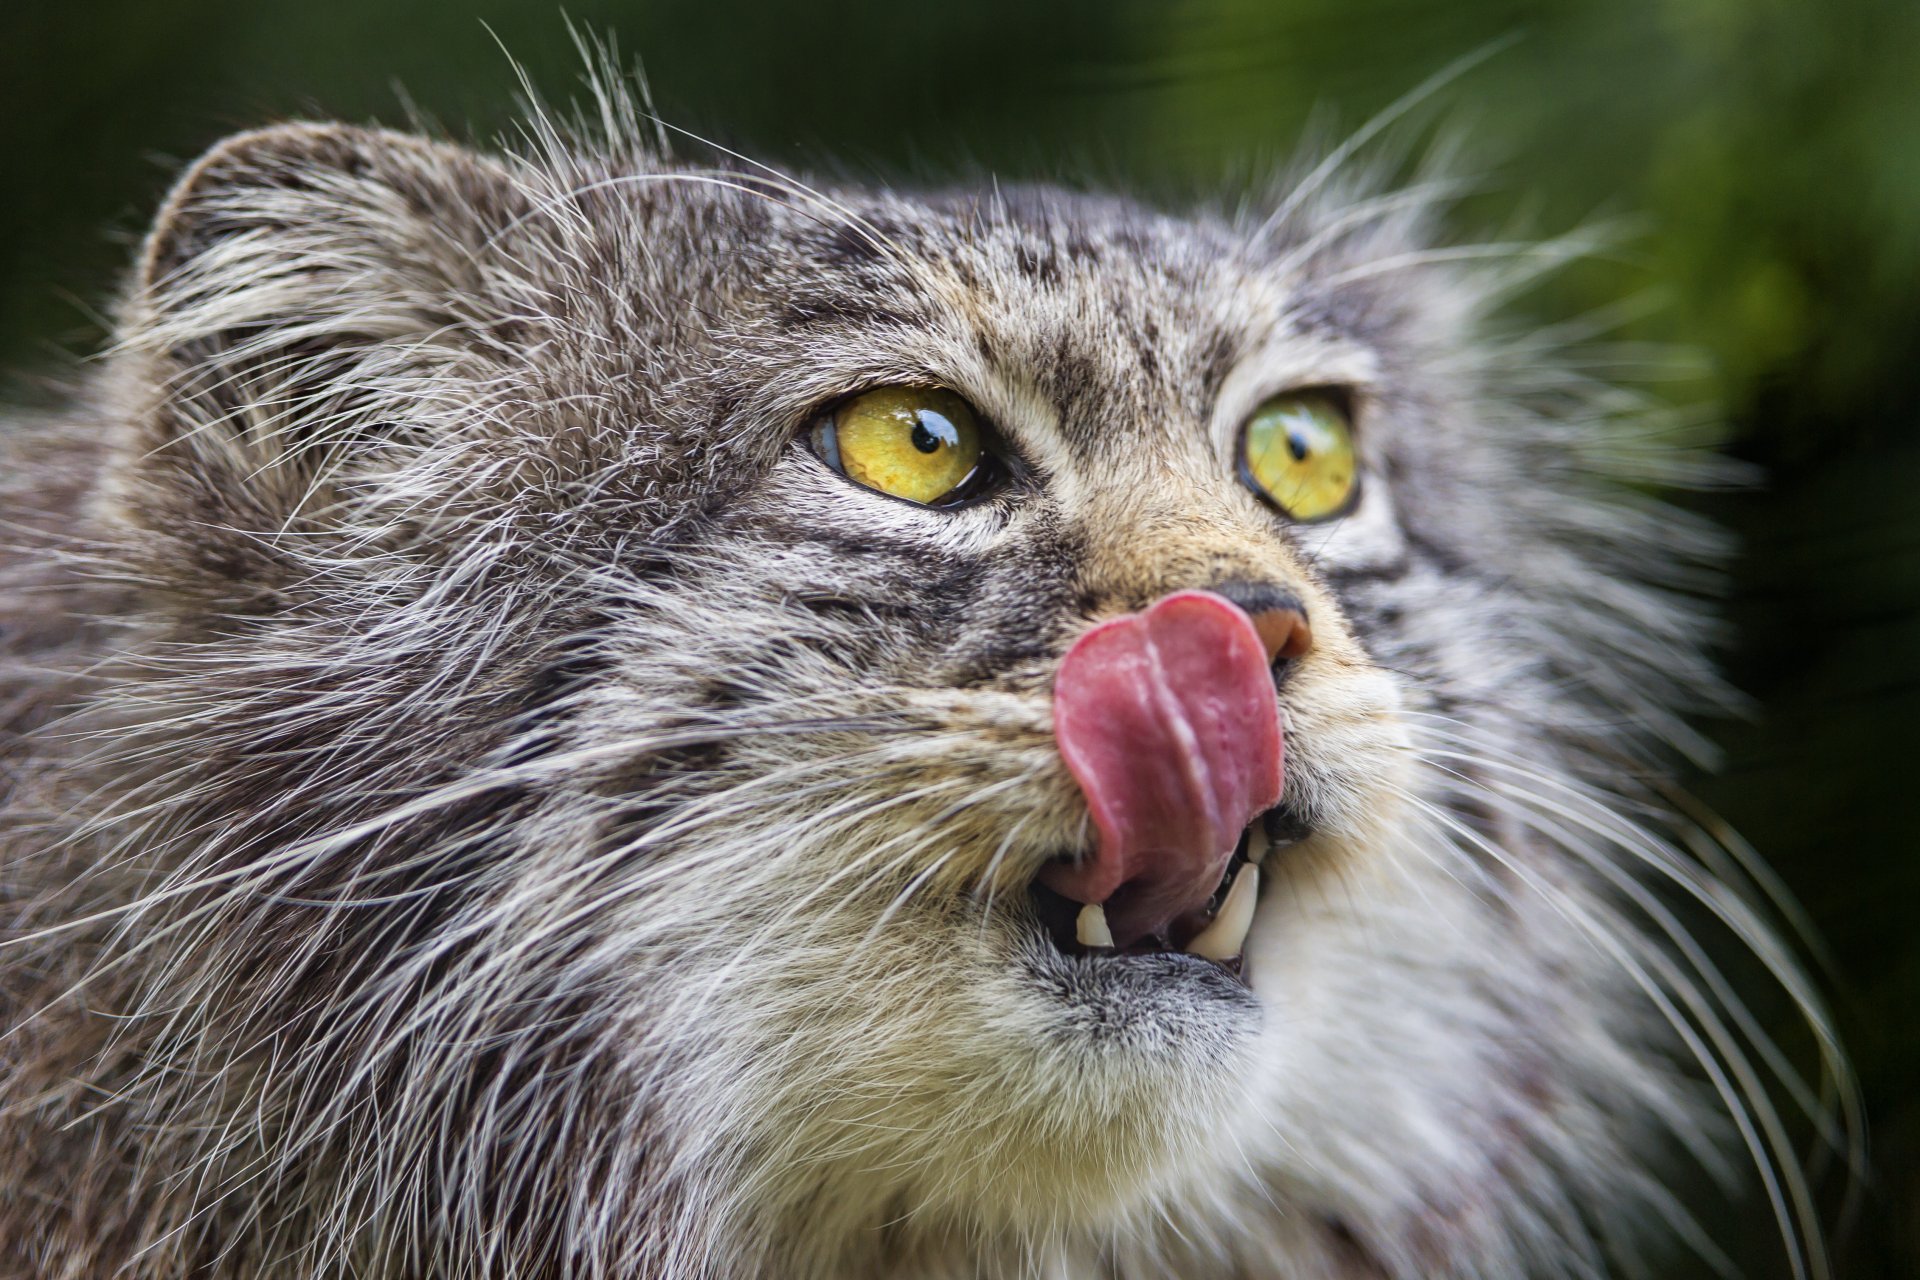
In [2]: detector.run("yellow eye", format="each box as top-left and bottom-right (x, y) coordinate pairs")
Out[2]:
(811, 385), (989, 506)
(1239, 390), (1358, 522)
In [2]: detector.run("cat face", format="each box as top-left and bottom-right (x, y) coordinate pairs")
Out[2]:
(615, 181), (1423, 1228)
(82, 112), (1741, 1275)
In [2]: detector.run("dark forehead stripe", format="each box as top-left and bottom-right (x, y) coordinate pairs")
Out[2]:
(1196, 327), (1244, 406)
(775, 292), (917, 333)
(772, 211), (933, 327)
(967, 198), (1243, 455)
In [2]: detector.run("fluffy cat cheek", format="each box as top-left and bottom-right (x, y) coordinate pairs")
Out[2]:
(1276, 665), (1413, 837)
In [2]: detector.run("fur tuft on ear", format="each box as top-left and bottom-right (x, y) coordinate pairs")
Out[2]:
(115, 123), (530, 533)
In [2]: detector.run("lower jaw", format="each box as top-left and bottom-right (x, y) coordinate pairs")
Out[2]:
(1030, 881), (1249, 981)
(1027, 807), (1307, 986)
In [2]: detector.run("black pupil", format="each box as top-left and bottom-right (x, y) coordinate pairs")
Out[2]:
(911, 409), (960, 455)
(1286, 430), (1310, 462)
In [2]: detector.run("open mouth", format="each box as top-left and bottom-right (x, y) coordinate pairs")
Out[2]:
(1040, 587), (1304, 986)
(1030, 807), (1310, 982)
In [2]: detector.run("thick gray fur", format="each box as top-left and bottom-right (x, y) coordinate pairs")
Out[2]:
(0, 73), (1838, 1280)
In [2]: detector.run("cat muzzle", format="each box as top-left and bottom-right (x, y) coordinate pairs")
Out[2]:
(1042, 589), (1299, 953)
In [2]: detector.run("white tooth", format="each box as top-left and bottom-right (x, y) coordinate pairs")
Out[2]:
(1244, 822), (1272, 866)
(1075, 903), (1115, 949)
(1186, 865), (1260, 961)
(1278, 706), (1294, 733)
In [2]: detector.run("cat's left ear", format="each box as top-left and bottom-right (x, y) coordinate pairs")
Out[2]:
(122, 122), (528, 482)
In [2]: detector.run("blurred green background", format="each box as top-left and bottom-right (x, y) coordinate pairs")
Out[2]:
(3, 1), (1914, 1275)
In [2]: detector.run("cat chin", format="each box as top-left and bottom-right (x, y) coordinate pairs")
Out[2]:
(841, 976), (1264, 1240)
(703, 905), (1268, 1250)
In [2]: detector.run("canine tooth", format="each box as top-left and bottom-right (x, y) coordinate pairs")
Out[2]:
(1245, 822), (1272, 866)
(1186, 865), (1259, 961)
(1278, 706), (1294, 733)
(1075, 903), (1115, 949)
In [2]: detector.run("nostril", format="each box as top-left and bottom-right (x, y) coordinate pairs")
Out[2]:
(1207, 580), (1313, 667)
(1250, 606), (1312, 666)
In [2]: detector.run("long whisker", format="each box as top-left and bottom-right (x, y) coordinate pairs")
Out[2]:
(1402, 715), (1858, 1163)
(1392, 782), (1821, 1279)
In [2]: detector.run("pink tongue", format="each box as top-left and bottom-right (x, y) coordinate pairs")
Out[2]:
(1044, 590), (1285, 947)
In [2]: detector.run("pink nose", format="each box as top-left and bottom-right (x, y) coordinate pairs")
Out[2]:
(1043, 590), (1293, 946)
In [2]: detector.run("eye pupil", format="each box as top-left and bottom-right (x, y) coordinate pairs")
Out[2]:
(911, 422), (941, 454)
(1286, 431), (1310, 462)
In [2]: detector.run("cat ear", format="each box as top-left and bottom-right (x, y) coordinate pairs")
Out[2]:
(122, 123), (528, 497)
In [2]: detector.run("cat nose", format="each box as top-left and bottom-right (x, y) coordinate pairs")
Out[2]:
(1208, 580), (1313, 668)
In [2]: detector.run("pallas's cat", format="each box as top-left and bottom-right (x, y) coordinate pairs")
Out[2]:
(0, 85), (1833, 1279)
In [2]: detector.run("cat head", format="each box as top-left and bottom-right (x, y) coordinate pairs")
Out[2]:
(83, 103), (1769, 1276)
